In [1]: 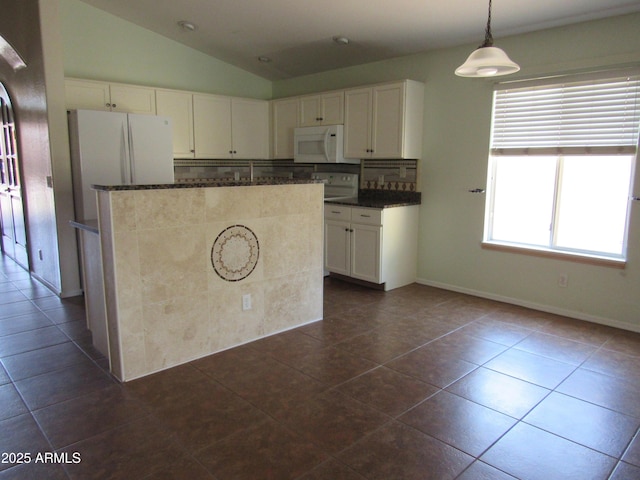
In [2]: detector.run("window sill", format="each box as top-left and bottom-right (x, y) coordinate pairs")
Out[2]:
(481, 241), (626, 269)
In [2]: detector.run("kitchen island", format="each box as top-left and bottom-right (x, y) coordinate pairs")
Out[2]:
(92, 180), (324, 382)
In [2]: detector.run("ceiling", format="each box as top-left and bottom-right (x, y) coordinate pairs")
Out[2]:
(79, 0), (640, 81)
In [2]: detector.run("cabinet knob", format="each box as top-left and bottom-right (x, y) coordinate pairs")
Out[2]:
(112, 104), (116, 108)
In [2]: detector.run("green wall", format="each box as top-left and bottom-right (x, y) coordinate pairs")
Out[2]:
(273, 13), (640, 330)
(60, 0), (272, 99)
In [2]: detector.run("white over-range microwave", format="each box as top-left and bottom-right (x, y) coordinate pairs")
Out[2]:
(293, 124), (360, 164)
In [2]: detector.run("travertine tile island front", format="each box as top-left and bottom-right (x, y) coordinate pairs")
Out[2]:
(94, 182), (324, 381)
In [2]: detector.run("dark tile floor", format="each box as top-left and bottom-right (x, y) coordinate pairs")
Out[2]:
(0, 252), (639, 479)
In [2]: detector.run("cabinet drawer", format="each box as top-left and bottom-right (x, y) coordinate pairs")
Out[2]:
(324, 205), (351, 221)
(351, 207), (382, 225)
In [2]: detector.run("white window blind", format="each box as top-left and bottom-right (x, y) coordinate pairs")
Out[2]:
(491, 69), (640, 155)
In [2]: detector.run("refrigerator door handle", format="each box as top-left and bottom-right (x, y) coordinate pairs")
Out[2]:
(127, 120), (136, 185)
(128, 121), (136, 184)
(120, 122), (130, 184)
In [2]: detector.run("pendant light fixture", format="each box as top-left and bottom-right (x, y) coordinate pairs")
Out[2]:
(455, 0), (519, 78)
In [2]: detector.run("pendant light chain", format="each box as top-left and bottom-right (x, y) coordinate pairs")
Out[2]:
(482, 0), (494, 47)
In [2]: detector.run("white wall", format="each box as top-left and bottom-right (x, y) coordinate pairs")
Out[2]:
(273, 13), (640, 331)
(41, 0), (82, 296)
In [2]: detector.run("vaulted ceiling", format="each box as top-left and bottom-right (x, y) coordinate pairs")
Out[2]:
(79, 0), (640, 80)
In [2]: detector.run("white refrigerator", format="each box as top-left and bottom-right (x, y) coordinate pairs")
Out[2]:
(68, 109), (174, 220)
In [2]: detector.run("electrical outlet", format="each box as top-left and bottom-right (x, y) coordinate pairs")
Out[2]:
(399, 166), (407, 178)
(558, 273), (569, 288)
(242, 293), (252, 310)
(234, 171), (240, 181)
(378, 175), (385, 184)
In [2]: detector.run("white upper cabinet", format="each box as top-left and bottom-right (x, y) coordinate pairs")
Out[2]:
(155, 89), (195, 159)
(66, 77), (422, 161)
(193, 94), (233, 159)
(344, 80), (424, 159)
(65, 79), (110, 111)
(193, 94), (269, 159)
(65, 78), (156, 114)
(108, 84), (157, 115)
(231, 98), (270, 159)
(271, 97), (299, 159)
(299, 91), (344, 127)
(343, 87), (373, 158)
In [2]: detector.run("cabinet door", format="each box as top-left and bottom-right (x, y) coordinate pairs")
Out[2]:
(350, 223), (382, 283)
(193, 94), (232, 158)
(321, 92), (344, 125)
(300, 92), (344, 126)
(299, 96), (321, 127)
(272, 98), (298, 158)
(156, 90), (194, 158)
(344, 87), (373, 158)
(371, 83), (405, 158)
(109, 84), (157, 114)
(65, 79), (111, 111)
(324, 220), (351, 276)
(231, 98), (269, 159)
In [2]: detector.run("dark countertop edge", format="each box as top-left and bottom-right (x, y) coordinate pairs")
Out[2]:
(70, 219), (99, 234)
(92, 179), (321, 191)
(326, 190), (422, 209)
(325, 199), (421, 208)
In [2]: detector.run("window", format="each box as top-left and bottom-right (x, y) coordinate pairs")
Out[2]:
(484, 69), (640, 264)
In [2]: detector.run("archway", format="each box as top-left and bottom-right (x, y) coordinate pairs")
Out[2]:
(0, 82), (28, 268)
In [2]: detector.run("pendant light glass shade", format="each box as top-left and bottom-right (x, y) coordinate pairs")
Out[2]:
(455, 0), (519, 78)
(455, 46), (520, 77)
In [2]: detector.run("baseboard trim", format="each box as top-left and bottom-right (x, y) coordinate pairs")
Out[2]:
(415, 277), (640, 333)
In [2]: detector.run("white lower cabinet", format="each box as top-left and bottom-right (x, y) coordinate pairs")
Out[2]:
(325, 218), (381, 281)
(324, 204), (418, 291)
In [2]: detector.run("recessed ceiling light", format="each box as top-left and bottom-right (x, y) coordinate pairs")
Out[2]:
(177, 20), (197, 32)
(333, 36), (349, 45)
(258, 56), (272, 63)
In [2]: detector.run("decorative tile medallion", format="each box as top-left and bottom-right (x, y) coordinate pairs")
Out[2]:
(211, 225), (260, 282)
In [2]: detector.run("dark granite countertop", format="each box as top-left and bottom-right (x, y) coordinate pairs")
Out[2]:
(325, 190), (421, 209)
(92, 179), (320, 191)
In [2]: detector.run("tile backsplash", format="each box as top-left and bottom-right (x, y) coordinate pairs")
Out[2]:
(361, 159), (418, 191)
(174, 158), (419, 192)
